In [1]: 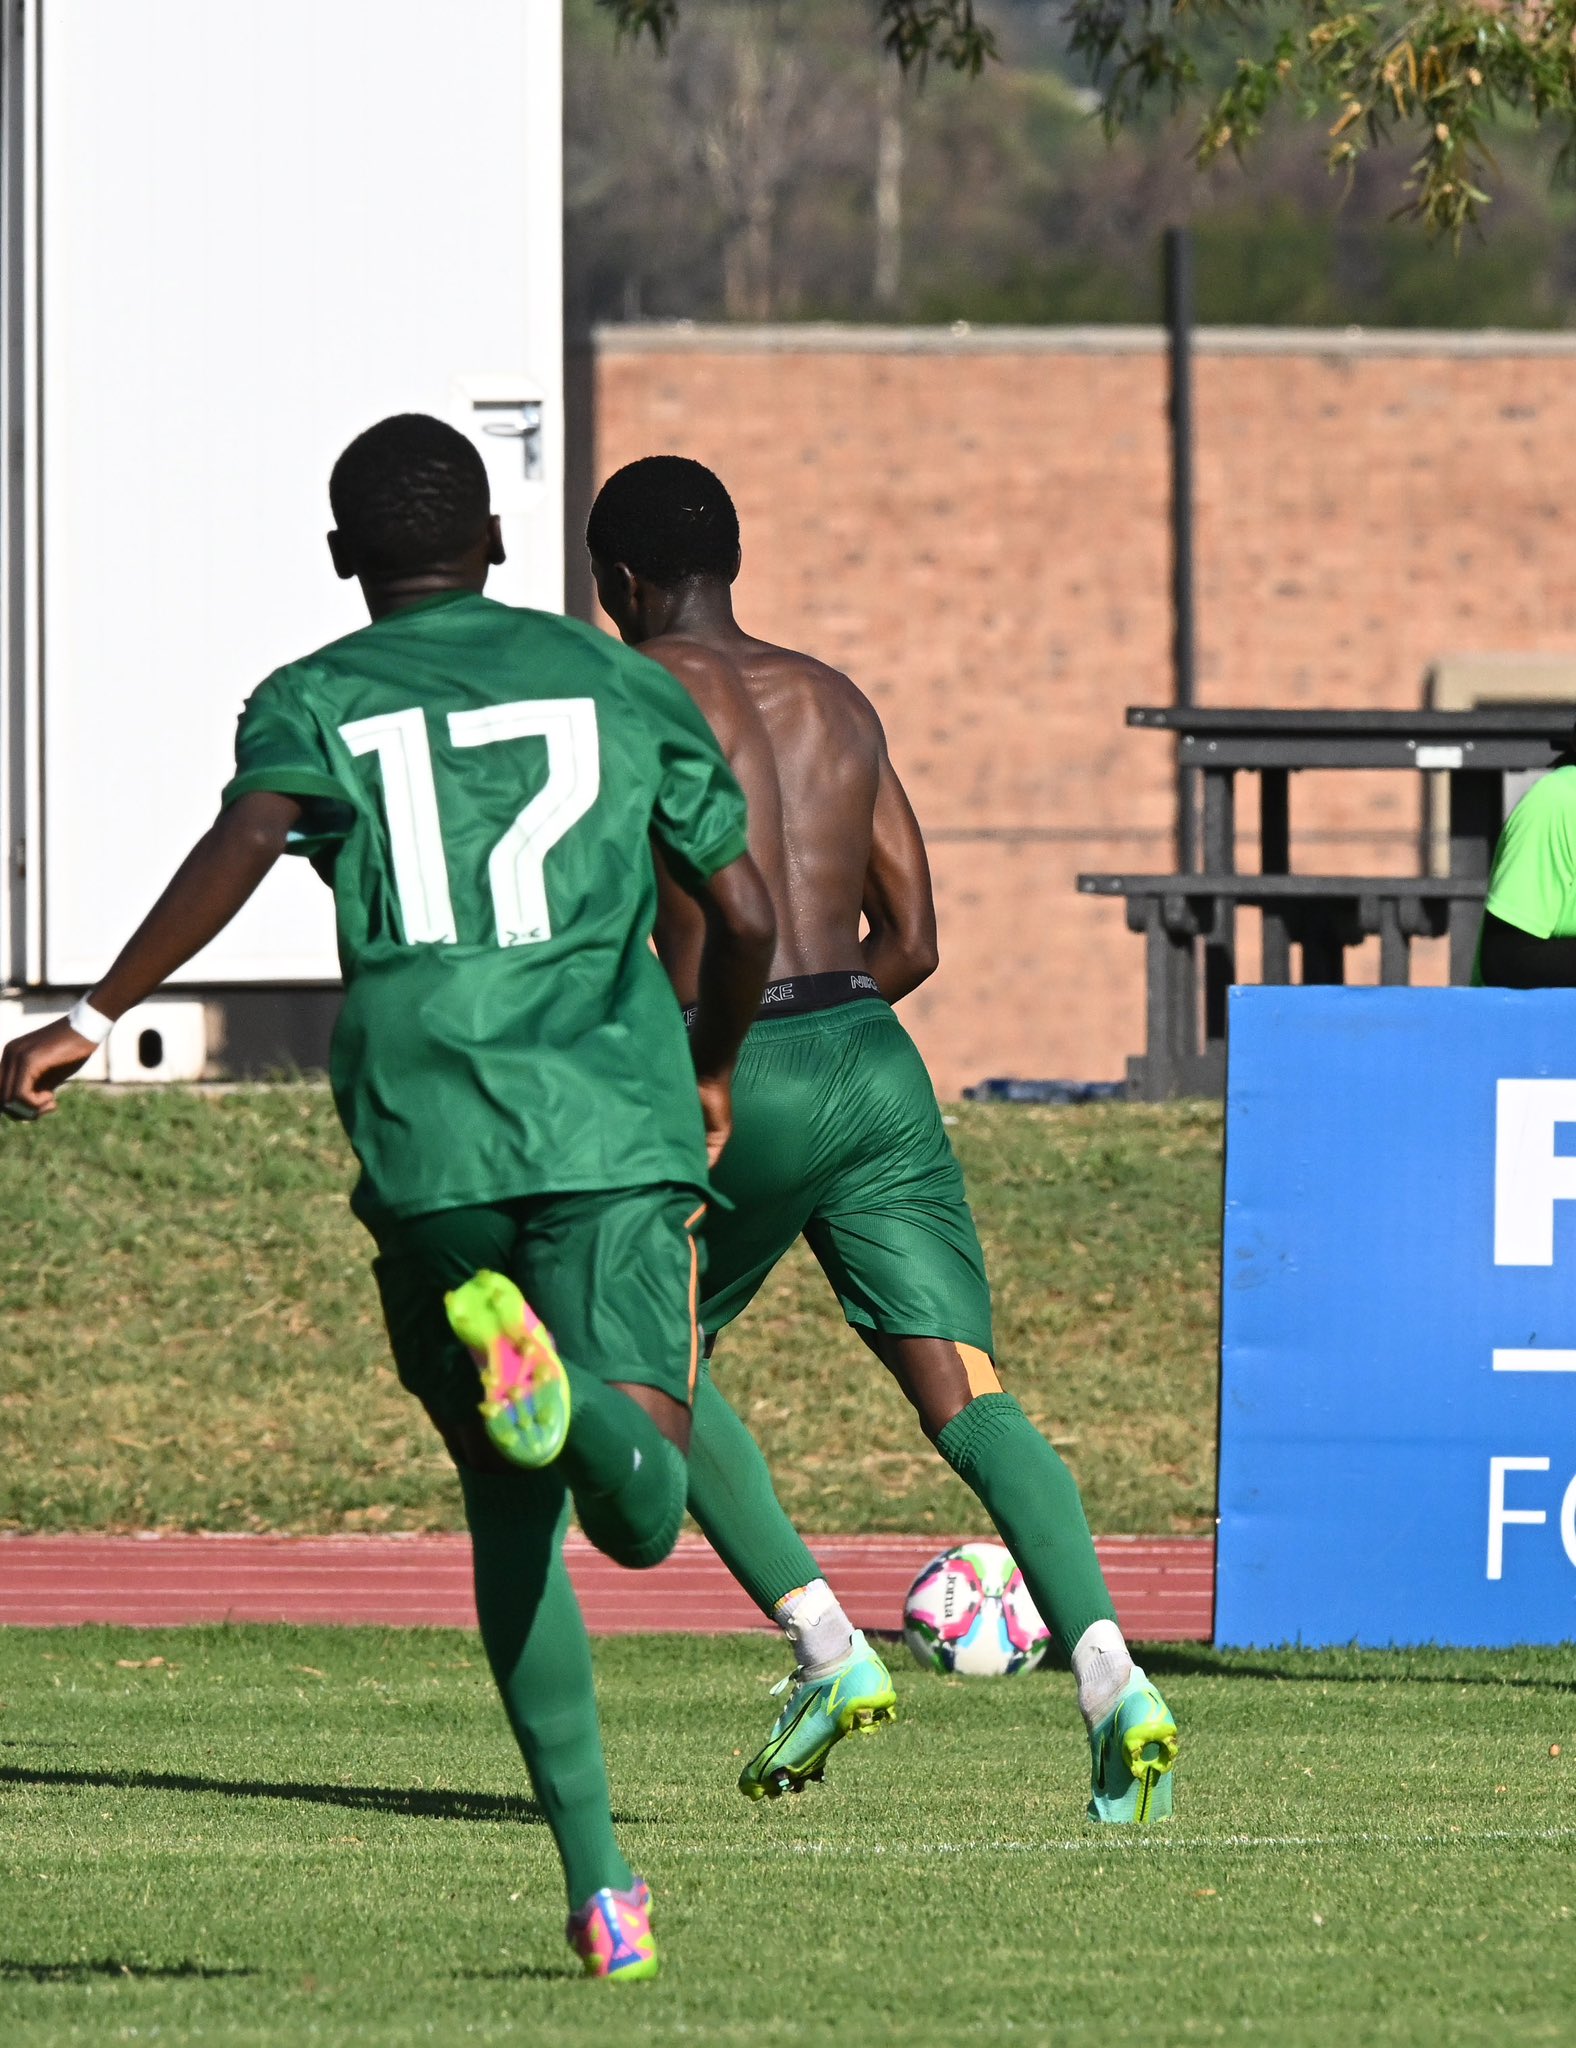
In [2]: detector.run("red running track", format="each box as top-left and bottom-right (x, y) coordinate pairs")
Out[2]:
(0, 1533), (1213, 1640)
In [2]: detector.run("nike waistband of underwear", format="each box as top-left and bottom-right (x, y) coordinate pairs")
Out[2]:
(683, 969), (886, 1030)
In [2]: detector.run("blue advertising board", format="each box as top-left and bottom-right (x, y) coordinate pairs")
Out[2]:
(1218, 986), (1576, 1648)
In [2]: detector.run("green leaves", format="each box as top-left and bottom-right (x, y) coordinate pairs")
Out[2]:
(876, 0), (999, 77)
(595, 1), (1576, 230)
(596, 0), (680, 49)
(1065, 1), (1576, 235)
(595, 0), (997, 76)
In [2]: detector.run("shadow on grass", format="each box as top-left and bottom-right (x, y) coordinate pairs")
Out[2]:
(455, 1967), (582, 1984)
(0, 1763), (646, 1828)
(1137, 1645), (1576, 1693)
(1, 1959), (255, 1982)
(873, 1630), (1576, 1693)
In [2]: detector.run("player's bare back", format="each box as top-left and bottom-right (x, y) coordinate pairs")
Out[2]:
(645, 632), (884, 1003)
(646, 630), (876, 999)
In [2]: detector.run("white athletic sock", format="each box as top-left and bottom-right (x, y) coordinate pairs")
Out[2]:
(772, 1577), (856, 1682)
(1071, 1618), (1135, 1729)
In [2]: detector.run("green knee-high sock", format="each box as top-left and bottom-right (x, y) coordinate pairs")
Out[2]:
(558, 1364), (687, 1572)
(459, 1464), (634, 1911)
(685, 1359), (823, 1616)
(935, 1391), (1118, 1661)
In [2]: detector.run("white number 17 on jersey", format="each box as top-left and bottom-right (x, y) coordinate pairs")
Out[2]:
(337, 699), (600, 947)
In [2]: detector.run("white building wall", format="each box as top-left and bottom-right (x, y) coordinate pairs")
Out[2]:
(6, 0), (563, 989)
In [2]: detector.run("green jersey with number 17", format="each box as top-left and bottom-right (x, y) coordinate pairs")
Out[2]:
(221, 591), (749, 1227)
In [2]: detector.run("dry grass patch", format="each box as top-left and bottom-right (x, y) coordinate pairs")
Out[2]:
(0, 1090), (1221, 1533)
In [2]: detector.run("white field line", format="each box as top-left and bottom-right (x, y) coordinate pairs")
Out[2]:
(692, 1824), (1576, 1858)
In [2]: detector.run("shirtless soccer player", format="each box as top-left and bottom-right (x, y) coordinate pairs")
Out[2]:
(586, 456), (1180, 1826)
(0, 418), (777, 1980)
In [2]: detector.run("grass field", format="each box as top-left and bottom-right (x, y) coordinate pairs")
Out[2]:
(1, 1627), (1573, 2046)
(0, 1089), (1221, 1537)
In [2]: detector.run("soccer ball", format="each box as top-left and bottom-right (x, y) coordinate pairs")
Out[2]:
(902, 1541), (1050, 1676)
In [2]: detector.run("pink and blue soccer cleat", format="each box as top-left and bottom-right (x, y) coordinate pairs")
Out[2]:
(444, 1270), (571, 1469)
(566, 1877), (658, 1981)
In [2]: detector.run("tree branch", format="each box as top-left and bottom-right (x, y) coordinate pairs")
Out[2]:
(1065, 0), (1576, 236)
(596, 0), (998, 76)
(596, 0), (1576, 230)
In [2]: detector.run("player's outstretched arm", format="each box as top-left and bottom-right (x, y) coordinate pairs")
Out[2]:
(0, 791), (302, 1117)
(680, 851), (776, 1166)
(862, 738), (939, 1003)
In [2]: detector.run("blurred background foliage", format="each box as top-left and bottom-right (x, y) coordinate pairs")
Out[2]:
(565, 0), (1576, 328)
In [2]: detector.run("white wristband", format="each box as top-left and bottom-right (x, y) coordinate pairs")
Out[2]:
(66, 996), (114, 1046)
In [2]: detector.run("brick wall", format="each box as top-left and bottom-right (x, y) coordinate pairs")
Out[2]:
(571, 327), (1576, 1097)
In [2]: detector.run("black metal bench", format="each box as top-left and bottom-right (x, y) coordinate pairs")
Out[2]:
(1076, 707), (1576, 1098)
(1080, 705), (1576, 1097)
(1132, 703), (1572, 975)
(1077, 873), (1487, 1099)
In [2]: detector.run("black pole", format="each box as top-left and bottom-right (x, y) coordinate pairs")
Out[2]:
(1164, 226), (1198, 871)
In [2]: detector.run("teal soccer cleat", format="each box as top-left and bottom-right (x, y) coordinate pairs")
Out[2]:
(739, 1631), (898, 1800)
(1087, 1672), (1179, 1824)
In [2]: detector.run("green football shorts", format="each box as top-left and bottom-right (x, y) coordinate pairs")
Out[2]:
(702, 997), (994, 1354)
(371, 1182), (705, 1431)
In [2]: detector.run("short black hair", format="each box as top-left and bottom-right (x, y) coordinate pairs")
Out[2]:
(329, 414), (490, 575)
(586, 456), (739, 587)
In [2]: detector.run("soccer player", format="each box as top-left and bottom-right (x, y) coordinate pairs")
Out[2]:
(1475, 744), (1576, 986)
(586, 456), (1180, 1825)
(0, 417), (777, 1978)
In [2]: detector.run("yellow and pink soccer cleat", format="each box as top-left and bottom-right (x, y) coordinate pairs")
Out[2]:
(443, 1270), (571, 1469)
(566, 1877), (658, 1981)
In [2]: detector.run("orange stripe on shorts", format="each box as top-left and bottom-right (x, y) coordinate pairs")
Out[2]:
(685, 1204), (707, 1397)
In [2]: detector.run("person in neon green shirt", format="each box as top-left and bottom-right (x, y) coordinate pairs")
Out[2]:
(1476, 761), (1576, 986)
